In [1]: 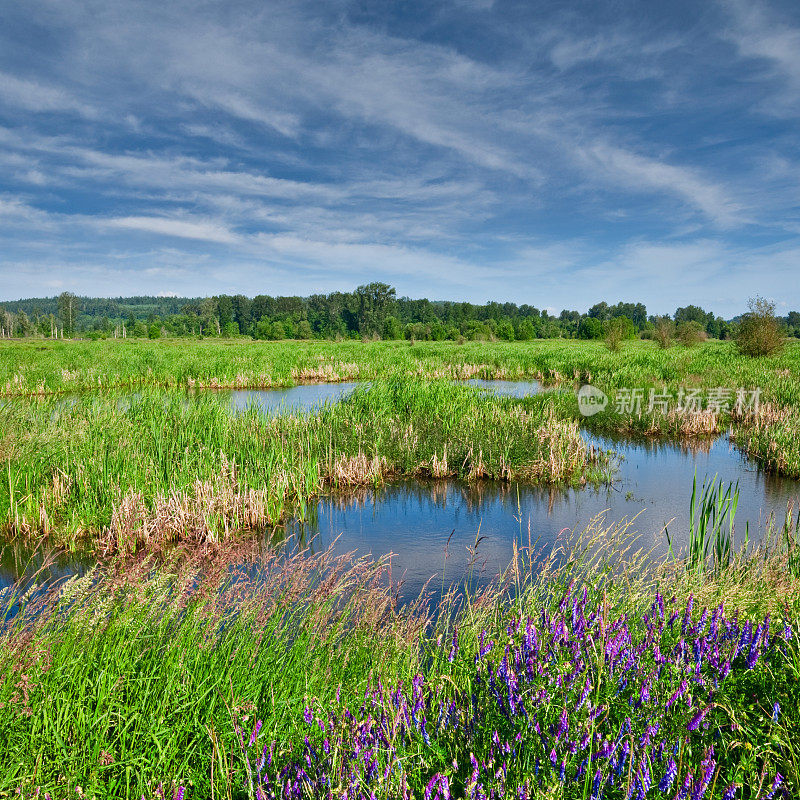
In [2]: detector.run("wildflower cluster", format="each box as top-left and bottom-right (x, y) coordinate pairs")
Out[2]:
(242, 587), (790, 799)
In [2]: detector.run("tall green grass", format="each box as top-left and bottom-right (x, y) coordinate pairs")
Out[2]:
(3, 339), (800, 406)
(0, 546), (429, 798)
(0, 381), (607, 552)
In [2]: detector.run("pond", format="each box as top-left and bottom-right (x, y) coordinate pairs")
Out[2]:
(203, 381), (362, 415)
(2, 381), (798, 602)
(201, 377), (542, 413)
(278, 431), (799, 600)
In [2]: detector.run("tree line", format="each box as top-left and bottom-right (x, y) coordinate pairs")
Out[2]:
(1, 285), (798, 342)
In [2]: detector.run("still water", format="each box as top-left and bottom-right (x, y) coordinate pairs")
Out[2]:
(279, 432), (798, 599)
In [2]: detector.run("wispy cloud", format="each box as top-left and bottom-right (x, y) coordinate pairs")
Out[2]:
(722, 0), (800, 105)
(0, 72), (98, 117)
(578, 143), (742, 226)
(105, 216), (240, 244)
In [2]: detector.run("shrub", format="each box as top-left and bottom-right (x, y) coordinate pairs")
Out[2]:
(653, 317), (676, 349)
(604, 316), (634, 351)
(676, 320), (706, 347)
(736, 296), (785, 357)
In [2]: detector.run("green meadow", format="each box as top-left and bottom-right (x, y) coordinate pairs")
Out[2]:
(1, 338), (800, 799)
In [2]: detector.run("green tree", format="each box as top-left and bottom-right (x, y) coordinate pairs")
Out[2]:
(496, 319), (515, 341)
(383, 315), (402, 340)
(353, 283), (397, 337)
(578, 317), (604, 340)
(58, 292), (79, 336)
(675, 305), (714, 331)
(296, 320), (313, 339)
(217, 296), (234, 330)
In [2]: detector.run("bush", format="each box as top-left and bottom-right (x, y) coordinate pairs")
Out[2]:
(653, 317), (676, 349)
(736, 296), (785, 357)
(676, 320), (706, 347)
(604, 316), (634, 351)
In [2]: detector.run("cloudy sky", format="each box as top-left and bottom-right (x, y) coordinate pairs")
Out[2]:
(1, 0), (799, 315)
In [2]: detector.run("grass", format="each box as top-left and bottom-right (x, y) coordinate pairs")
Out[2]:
(0, 381), (608, 553)
(2, 339), (800, 404)
(665, 473), (744, 576)
(1, 513), (799, 799)
(2, 337), (800, 551)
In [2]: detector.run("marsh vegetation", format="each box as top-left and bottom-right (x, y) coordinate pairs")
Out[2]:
(1, 337), (799, 798)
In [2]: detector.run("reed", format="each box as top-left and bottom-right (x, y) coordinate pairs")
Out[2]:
(0, 381), (609, 552)
(666, 472), (744, 575)
(4, 338), (800, 479)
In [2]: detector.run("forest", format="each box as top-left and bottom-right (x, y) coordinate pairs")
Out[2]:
(4, 284), (797, 341)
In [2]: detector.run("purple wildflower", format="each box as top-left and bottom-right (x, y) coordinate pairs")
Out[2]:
(688, 705), (712, 732)
(249, 720), (262, 746)
(763, 773), (783, 800)
(448, 628), (459, 663)
(659, 758), (677, 792)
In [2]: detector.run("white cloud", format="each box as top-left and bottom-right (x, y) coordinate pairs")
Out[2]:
(578, 143), (742, 226)
(722, 0), (800, 104)
(105, 216), (239, 244)
(0, 72), (98, 117)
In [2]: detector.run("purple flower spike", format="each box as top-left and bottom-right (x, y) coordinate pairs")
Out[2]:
(448, 628), (459, 663)
(249, 720), (262, 746)
(687, 705), (712, 732)
(721, 784), (738, 800)
(764, 773), (783, 800)
(659, 758), (677, 792)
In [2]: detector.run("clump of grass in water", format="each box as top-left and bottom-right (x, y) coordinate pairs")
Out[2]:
(666, 471), (747, 576)
(0, 381), (609, 553)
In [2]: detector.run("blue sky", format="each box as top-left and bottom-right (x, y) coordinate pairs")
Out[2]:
(1, 0), (799, 316)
